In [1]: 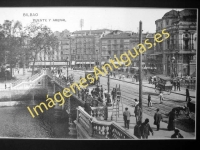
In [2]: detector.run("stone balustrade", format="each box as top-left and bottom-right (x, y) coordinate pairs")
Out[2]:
(75, 106), (136, 139)
(91, 106), (105, 120)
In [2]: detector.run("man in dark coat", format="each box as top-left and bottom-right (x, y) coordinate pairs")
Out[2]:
(186, 87), (190, 102)
(171, 129), (184, 138)
(154, 108), (163, 131)
(140, 118), (154, 139)
(173, 80), (177, 91)
(100, 85), (103, 98)
(177, 79), (181, 91)
(84, 101), (92, 115)
(167, 109), (176, 131)
(111, 88), (116, 103)
(134, 121), (142, 139)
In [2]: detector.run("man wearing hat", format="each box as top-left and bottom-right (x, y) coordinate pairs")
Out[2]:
(171, 129), (184, 138)
(140, 118), (154, 139)
(154, 108), (163, 131)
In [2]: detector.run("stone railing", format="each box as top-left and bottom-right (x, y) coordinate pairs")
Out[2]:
(45, 69), (70, 88)
(75, 106), (136, 139)
(12, 69), (44, 88)
(91, 106), (105, 120)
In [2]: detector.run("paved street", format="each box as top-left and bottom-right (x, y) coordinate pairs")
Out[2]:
(70, 69), (196, 138)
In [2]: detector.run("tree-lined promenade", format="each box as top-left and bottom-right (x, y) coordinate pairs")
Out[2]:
(0, 20), (59, 79)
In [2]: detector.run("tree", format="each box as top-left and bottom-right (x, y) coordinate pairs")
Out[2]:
(0, 20), (23, 79)
(24, 22), (58, 75)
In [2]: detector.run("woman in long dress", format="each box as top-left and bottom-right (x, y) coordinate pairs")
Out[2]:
(167, 109), (176, 131)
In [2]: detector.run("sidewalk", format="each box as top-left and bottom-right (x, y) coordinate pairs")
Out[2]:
(107, 103), (195, 139)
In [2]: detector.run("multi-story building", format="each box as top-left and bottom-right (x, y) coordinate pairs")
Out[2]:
(71, 29), (112, 68)
(100, 30), (151, 71)
(155, 9), (197, 77)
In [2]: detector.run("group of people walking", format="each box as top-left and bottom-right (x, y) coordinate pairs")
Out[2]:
(123, 102), (184, 139)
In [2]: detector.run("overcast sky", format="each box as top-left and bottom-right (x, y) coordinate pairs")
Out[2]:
(0, 7), (183, 33)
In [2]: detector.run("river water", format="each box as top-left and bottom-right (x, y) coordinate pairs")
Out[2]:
(0, 97), (79, 139)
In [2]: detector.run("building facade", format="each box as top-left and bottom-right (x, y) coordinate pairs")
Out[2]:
(100, 31), (152, 71)
(71, 29), (112, 69)
(155, 9), (197, 77)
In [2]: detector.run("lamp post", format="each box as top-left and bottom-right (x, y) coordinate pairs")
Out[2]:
(139, 21), (143, 122)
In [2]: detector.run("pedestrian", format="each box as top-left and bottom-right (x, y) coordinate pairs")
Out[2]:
(148, 94), (152, 107)
(167, 109), (176, 131)
(123, 107), (131, 129)
(103, 105), (108, 120)
(173, 80), (177, 91)
(171, 129), (184, 138)
(134, 121), (142, 139)
(84, 100), (92, 115)
(91, 88), (95, 97)
(177, 79), (181, 91)
(123, 108), (127, 129)
(113, 73), (116, 78)
(5, 83), (7, 89)
(134, 98), (139, 106)
(122, 74), (125, 80)
(134, 103), (142, 123)
(149, 76), (152, 84)
(151, 78), (154, 85)
(158, 92), (164, 103)
(111, 88), (116, 103)
(132, 75), (135, 82)
(186, 87), (190, 102)
(154, 108), (163, 131)
(155, 82), (157, 89)
(100, 86), (103, 99)
(140, 118), (154, 139)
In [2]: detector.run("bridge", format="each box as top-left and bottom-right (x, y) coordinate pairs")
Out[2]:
(5, 69), (137, 139)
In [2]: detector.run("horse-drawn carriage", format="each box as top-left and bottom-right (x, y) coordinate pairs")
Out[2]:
(155, 76), (173, 95)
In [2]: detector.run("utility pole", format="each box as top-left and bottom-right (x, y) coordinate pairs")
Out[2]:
(66, 56), (69, 81)
(139, 21), (143, 122)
